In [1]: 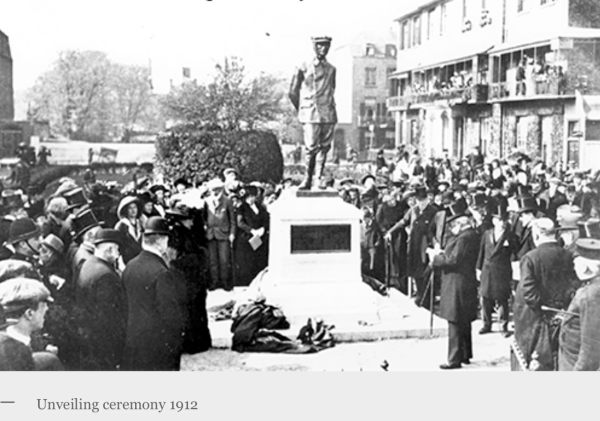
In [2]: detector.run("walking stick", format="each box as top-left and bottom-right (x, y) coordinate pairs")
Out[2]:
(429, 270), (434, 335)
(384, 237), (391, 293)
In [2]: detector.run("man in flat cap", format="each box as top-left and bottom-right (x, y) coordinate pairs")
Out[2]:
(289, 36), (337, 190)
(559, 238), (600, 370)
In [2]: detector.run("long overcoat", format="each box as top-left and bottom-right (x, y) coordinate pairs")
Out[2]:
(432, 227), (480, 324)
(477, 228), (518, 301)
(514, 242), (578, 370)
(76, 255), (127, 370)
(122, 250), (186, 371)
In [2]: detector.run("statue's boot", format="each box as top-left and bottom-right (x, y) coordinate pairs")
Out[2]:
(315, 151), (328, 189)
(299, 154), (316, 190)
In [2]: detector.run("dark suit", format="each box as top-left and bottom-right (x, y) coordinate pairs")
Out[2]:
(76, 255), (127, 370)
(514, 223), (535, 261)
(514, 242), (577, 370)
(477, 228), (518, 329)
(537, 190), (567, 221)
(433, 227), (480, 365)
(122, 250), (186, 371)
(390, 202), (438, 301)
(41, 216), (72, 251)
(203, 196), (236, 290)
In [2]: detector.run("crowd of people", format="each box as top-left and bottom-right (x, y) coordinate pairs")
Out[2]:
(343, 143), (600, 370)
(0, 166), (277, 371)
(1, 142), (600, 371)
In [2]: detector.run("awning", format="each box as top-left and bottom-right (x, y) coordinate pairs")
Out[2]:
(488, 39), (552, 56)
(394, 40), (494, 74)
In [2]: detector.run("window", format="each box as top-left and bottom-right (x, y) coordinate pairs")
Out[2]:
(386, 67), (395, 92)
(440, 2), (447, 36)
(401, 21), (410, 49)
(427, 9), (434, 40)
(413, 16), (421, 46)
(586, 120), (600, 141)
(568, 121), (583, 138)
(366, 45), (376, 56)
(518, 0), (525, 12)
(365, 68), (377, 87)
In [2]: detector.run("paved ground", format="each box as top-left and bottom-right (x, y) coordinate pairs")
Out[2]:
(181, 319), (512, 372)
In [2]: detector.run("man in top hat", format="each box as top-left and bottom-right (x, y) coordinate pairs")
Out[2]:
(76, 228), (127, 370)
(68, 209), (102, 286)
(386, 184), (438, 305)
(477, 200), (518, 335)
(512, 218), (578, 370)
(427, 200), (480, 369)
(559, 238), (600, 370)
(289, 35), (337, 190)
(0, 277), (63, 370)
(203, 178), (236, 291)
(513, 196), (539, 261)
(122, 217), (186, 371)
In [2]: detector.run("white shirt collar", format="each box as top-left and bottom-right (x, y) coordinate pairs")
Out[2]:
(5, 326), (31, 347)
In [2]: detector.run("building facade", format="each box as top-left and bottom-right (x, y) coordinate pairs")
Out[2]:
(330, 42), (397, 161)
(0, 29), (13, 121)
(388, 0), (600, 170)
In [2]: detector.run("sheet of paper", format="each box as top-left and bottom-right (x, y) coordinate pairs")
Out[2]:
(249, 234), (263, 251)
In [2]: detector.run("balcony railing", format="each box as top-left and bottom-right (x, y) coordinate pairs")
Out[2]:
(357, 116), (395, 127)
(487, 75), (593, 101)
(386, 84), (489, 110)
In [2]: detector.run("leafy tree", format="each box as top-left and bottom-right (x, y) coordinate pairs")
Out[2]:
(157, 56), (286, 183)
(27, 50), (161, 141)
(163, 56), (284, 131)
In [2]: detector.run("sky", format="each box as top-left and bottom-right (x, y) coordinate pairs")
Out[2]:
(0, 0), (428, 116)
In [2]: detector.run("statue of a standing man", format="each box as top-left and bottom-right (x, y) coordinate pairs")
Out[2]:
(289, 36), (337, 190)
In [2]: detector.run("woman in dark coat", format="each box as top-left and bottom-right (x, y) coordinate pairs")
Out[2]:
(429, 204), (480, 369)
(235, 186), (269, 287)
(476, 201), (518, 335)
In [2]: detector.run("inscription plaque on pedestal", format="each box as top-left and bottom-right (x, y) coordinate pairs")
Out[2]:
(290, 224), (351, 254)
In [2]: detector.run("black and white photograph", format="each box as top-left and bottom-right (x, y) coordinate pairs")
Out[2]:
(1, 0), (600, 388)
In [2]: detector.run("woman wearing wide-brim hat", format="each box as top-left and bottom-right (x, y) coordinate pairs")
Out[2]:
(114, 196), (143, 263)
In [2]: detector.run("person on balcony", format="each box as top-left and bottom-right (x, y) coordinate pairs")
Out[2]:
(516, 57), (527, 96)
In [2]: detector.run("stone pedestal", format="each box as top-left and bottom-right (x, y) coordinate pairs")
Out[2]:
(252, 188), (379, 325)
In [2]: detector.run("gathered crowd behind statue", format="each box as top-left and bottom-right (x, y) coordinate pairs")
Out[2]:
(0, 143), (598, 371)
(0, 34), (599, 371)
